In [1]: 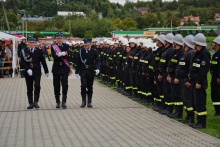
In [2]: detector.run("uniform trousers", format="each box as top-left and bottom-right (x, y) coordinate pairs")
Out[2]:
(24, 73), (41, 104)
(53, 72), (69, 98)
(211, 76), (220, 114)
(80, 74), (95, 97)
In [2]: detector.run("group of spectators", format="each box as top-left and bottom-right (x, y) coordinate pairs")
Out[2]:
(0, 40), (13, 78)
(0, 37), (52, 78)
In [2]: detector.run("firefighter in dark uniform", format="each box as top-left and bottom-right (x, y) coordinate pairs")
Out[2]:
(158, 33), (175, 116)
(176, 35), (195, 124)
(116, 41), (125, 92)
(125, 38), (138, 97)
(20, 37), (49, 109)
(167, 34), (184, 118)
(153, 34), (166, 111)
(107, 42), (115, 86)
(210, 36), (220, 117)
(137, 40), (148, 100)
(141, 40), (154, 103)
(18, 37), (27, 78)
(132, 40), (141, 98)
(148, 43), (159, 105)
(188, 33), (210, 128)
(122, 42), (132, 96)
(51, 33), (71, 109)
(75, 41), (101, 108)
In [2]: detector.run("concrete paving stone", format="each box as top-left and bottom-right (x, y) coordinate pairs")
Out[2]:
(0, 61), (220, 147)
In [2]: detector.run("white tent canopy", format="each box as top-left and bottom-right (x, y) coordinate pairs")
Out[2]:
(0, 31), (20, 78)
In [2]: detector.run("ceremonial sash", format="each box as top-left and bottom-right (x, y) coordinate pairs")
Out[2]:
(53, 44), (72, 75)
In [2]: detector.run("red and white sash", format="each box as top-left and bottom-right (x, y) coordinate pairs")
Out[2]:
(53, 44), (72, 75)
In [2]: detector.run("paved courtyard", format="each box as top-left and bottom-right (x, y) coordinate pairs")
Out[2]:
(0, 61), (220, 147)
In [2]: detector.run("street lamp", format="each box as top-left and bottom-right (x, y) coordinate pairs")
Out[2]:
(171, 18), (173, 33)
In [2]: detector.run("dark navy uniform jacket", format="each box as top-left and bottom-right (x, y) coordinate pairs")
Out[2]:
(75, 47), (100, 77)
(51, 43), (70, 74)
(189, 47), (211, 88)
(20, 47), (48, 76)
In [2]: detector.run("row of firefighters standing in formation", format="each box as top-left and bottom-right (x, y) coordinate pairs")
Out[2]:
(69, 33), (220, 129)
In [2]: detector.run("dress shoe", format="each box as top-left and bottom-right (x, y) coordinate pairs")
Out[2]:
(80, 101), (86, 108)
(87, 103), (93, 108)
(27, 104), (34, 109)
(56, 103), (60, 108)
(34, 102), (40, 108)
(0, 75), (4, 78)
(62, 102), (67, 109)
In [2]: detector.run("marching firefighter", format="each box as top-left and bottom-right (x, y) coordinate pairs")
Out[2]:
(210, 36), (220, 117)
(75, 41), (101, 108)
(20, 37), (49, 109)
(51, 32), (72, 109)
(188, 33), (210, 128)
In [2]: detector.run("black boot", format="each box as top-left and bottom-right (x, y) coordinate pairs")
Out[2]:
(62, 95), (67, 109)
(55, 96), (60, 108)
(188, 111), (195, 127)
(153, 101), (160, 112)
(193, 115), (206, 129)
(34, 101), (40, 108)
(87, 96), (93, 108)
(169, 106), (183, 118)
(179, 110), (190, 123)
(27, 104), (34, 109)
(27, 96), (34, 109)
(166, 105), (174, 116)
(56, 103), (60, 108)
(81, 94), (86, 108)
(34, 94), (40, 108)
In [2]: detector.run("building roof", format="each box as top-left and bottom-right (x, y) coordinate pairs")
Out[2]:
(21, 17), (53, 22)
(181, 15), (200, 22)
(215, 13), (220, 18)
(57, 11), (85, 16)
(144, 26), (217, 31)
(137, 7), (148, 12)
